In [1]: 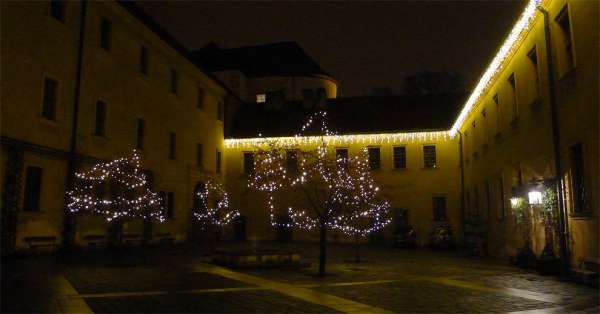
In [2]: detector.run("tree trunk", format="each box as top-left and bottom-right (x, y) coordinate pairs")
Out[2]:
(318, 223), (327, 276)
(354, 234), (361, 263)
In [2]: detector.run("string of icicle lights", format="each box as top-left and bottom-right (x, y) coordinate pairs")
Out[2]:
(450, 0), (541, 136)
(225, 130), (450, 149)
(193, 178), (240, 229)
(66, 150), (165, 223)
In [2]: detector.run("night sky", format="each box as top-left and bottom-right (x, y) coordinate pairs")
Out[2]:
(137, 1), (525, 97)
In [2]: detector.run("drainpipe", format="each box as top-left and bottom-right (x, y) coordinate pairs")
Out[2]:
(457, 131), (466, 245)
(537, 5), (570, 276)
(62, 0), (88, 249)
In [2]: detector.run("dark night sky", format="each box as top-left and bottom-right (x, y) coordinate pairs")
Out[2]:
(137, 1), (525, 97)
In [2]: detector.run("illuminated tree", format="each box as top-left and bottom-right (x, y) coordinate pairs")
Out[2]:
(192, 177), (240, 238)
(330, 152), (391, 263)
(249, 111), (392, 275)
(66, 150), (164, 246)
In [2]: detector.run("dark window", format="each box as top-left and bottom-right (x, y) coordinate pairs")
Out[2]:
(217, 102), (224, 121)
(49, 0), (65, 22)
(556, 6), (574, 70)
(94, 100), (106, 136)
(432, 196), (447, 221)
(197, 87), (205, 109)
(508, 73), (518, 119)
(243, 152), (254, 175)
(170, 69), (178, 95)
(286, 150), (298, 174)
(497, 177), (505, 219)
(368, 147), (381, 170)
(136, 119), (145, 150)
(216, 150), (222, 174)
(100, 18), (111, 50)
(316, 87), (326, 100)
(493, 93), (501, 133)
(143, 170), (154, 188)
(302, 89), (314, 101)
(169, 132), (176, 159)
(140, 45), (148, 74)
(336, 148), (349, 170)
(570, 143), (586, 213)
(166, 192), (175, 219)
(527, 46), (540, 96)
(42, 78), (57, 120)
(23, 167), (42, 212)
(196, 143), (203, 167)
(423, 145), (437, 168)
(393, 146), (406, 169)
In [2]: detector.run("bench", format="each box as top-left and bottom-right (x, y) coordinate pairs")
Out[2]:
(23, 236), (57, 251)
(122, 234), (143, 246)
(84, 235), (107, 249)
(155, 233), (174, 245)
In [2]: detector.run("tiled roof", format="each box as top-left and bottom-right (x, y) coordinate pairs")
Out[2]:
(193, 41), (334, 80)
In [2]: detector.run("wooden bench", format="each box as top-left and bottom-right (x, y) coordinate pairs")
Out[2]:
(155, 233), (174, 245)
(122, 234), (143, 246)
(84, 235), (107, 249)
(23, 236), (57, 251)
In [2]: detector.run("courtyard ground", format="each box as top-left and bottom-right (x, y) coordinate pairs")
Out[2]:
(2, 243), (598, 313)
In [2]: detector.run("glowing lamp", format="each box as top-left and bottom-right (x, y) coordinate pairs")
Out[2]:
(528, 191), (542, 205)
(510, 197), (520, 208)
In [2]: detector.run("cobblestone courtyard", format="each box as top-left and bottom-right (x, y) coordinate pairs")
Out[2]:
(2, 244), (598, 313)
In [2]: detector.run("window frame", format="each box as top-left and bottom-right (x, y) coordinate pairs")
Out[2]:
(41, 77), (58, 121)
(49, 0), (66, 23)
(243, 151), (255, 175)
(392, 145), (407, 170)
(136, 118), (145, 150)
(94, 100), (107, 137)
(422, 145), (437, 169)
(100, 17), (111, 50)
(23, 166), (43, 212)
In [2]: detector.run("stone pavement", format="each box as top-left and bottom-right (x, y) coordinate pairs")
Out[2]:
(2, 244), (598, 313)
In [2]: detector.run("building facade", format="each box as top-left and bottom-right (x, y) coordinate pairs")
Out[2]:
(1, 0), (597, 277)
(454, 0), (598, 271)
(1, 0), (228, 252)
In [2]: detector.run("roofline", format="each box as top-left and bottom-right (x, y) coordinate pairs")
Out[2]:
(449, 0), (541, 136)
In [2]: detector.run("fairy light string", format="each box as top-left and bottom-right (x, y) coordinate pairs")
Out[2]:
(193, 178), (240, 229)
(66, 150), (165, 223)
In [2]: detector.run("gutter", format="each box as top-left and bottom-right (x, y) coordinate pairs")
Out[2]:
(537, 5), (570, 276)
(63, 0), (88, 248)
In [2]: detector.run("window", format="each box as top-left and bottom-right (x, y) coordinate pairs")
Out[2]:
(316, 87), (326, 100)
(140, 45), (148, 74)
(160, 191), (175, 219)
(136, 119), (145, 150)
(432, 196), (447, 221)
(23, 167), (42, 212)
(256, 94), (266, 103)
(556, 6), (574, 70)
(217, 102), (224, 121)
(485, 181), (491, 218)
(216, 150), (222, 174)
(471, 120), (477, 155)
(168, 132), (176, 159)
(286, 150), (298, 174)
(527, 46), (540, 97)
(336, 148), (349, 170)
(480, 109), (487, 145)
(94, 100), (107, 136)
(196, 143), (203, 167)
(170, 69), (178, 95)
(570, 143), (586, 213)
(302, 89), (314, 101)
(493, 94), (500, 134)
(42, 78), (58, 120)
(368, 147), (381, 170)
(508, 73), (518, 120)
(100, 18), (111, 50)
(197, 87), (205, 109)
(497, 177), (505, 219)
(423, 145), (437, 168)
(49, 0), (65, 22)
(393, 146), (406, 169)
(243, 152), (254, 175)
